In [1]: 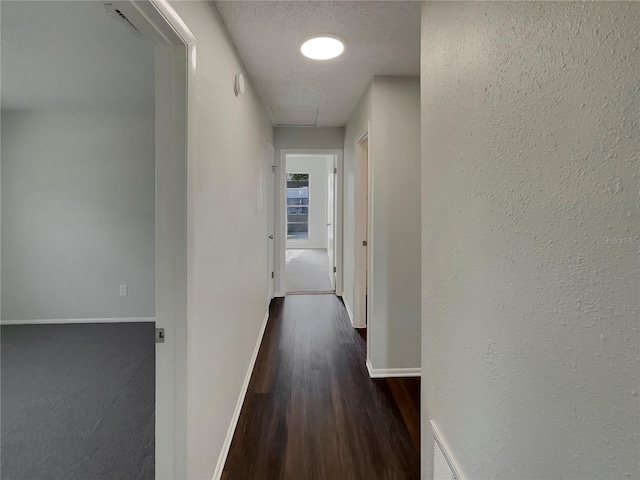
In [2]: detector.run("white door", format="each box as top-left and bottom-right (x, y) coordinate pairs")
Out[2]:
(267, 144), (276, 302)
(327, 156), (336, 290)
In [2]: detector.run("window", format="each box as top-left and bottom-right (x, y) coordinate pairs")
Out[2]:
(286, 173), (309, 240)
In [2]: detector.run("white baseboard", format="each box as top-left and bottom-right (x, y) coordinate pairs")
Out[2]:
(274, 291), (286, 298)
(212, 309), (270, 480)
(343, 296), (355, 327)
(366, 358), (421, 378)
(0, 317), (155, 325)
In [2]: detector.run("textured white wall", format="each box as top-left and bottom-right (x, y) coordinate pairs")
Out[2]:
(1, 110), (155, 320)
(168, 2), (274, 479)
(421, 2), (639, 479)
(285, 155), (330, 250)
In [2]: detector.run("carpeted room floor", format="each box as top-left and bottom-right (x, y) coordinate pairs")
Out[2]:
(0, 322), (155, 480)
(285, 248), (334, 293)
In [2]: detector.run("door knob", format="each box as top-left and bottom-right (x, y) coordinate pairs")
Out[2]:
(269, 235), (274, 239)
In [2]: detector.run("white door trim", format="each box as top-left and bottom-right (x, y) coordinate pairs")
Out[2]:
(354, 126), (372, 363)
(276, 149), (344, 297)
(121, 2), (195, 478)
(267, 143), (276, 304)
(326, 155), (337, 291)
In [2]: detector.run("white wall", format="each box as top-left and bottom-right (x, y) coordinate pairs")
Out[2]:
(343, 77), (421, 371)
(285, 155), (330, 249)
(1, 110), (155, 321)
(274, 127), (344, 154)
(421, 2), (639, 479)
(168, 2), (274, 479)
(369, 77), (421, 370)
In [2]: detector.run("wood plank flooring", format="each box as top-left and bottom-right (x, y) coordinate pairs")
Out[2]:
(223, 294), (420, 480)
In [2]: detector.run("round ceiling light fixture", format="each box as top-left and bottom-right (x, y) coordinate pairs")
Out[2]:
(300, 35), (345, 60)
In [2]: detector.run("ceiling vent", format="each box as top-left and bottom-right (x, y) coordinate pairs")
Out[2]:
(431, 421), (462, 480)
(104, 3), (143, 38)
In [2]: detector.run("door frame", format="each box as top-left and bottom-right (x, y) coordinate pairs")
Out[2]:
(266, 143), (276, 303)
(120, 2), (194, 478)
(326, 154), (337, 291)
(276, 149), (343, 297)
(354, 127), (372, 356)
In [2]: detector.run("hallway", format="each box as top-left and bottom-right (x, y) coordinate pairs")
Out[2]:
(222, 295), (419, 479)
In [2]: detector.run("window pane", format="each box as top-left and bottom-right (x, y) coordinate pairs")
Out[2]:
(286, 173), (309, 183)
(287, 198), (309, 206)
(287, 206), (308, 214)
(286, 173), (309, 240)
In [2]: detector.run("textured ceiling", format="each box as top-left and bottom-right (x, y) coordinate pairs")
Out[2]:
(215, 1), (421, 127)
(1, 1), (154, 111)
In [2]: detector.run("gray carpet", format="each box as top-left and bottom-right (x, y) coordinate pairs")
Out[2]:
(286, 248), (334, 293)
(1, 322), (155, 480)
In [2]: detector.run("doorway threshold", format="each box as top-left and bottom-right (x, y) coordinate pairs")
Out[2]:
(286, 290), (335, 295)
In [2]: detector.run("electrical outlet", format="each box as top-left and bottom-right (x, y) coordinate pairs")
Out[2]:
(119, 284), (128, 297)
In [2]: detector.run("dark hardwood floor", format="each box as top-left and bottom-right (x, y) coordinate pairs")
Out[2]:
(223, 294), (420, 480)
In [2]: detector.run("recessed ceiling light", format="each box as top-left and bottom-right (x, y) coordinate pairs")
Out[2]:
(300, 35), (345, 61)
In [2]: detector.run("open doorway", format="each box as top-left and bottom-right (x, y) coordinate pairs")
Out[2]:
(1, 1), (192, 479)
(277, 149), (342, 296)
(1, 2), (156, 479)
(285, 155), (334, 293)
